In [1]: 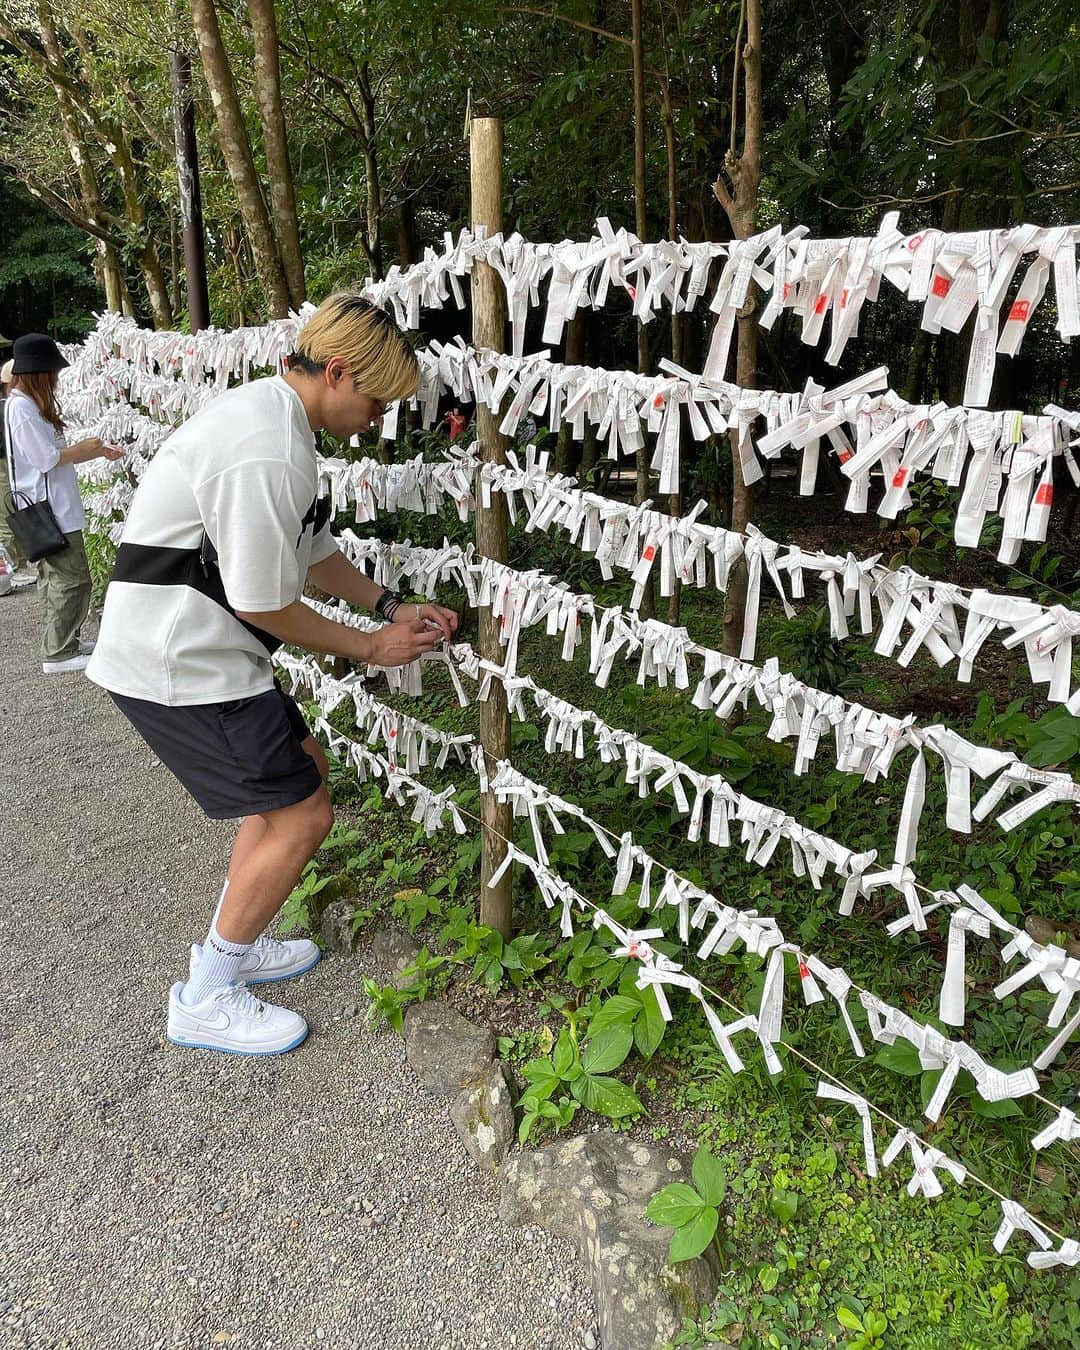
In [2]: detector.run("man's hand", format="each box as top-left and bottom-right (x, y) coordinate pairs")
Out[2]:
(367, 618), (444, 667)
(392, 601), (458, 643)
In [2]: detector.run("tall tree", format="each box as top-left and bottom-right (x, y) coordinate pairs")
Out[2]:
(0, 8), (174, 327)
(245, 0), (305, 305)
(713, 0), (762, 657)
(187, 0), (292, 315)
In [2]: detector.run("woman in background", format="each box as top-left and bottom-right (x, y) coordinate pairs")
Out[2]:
(4, 333), (123, 672)
(0, 356), (28, 577)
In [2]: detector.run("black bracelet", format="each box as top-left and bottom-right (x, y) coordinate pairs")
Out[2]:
(374, 587), (405, 620)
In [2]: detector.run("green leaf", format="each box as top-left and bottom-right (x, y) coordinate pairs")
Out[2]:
(571, 1072), (644, 1119)
(668, 1207), (719, 1263)
(522, 1060), (559, 1101)
(589, 994), (640, 1035)
(646, 1182), (706, 1228)
(634, 985), (667, 1059)
(971, 1096), (1022, 1119)
(691, 1149), (727, 1208)
(873, 1040), (923, 1076)
(758, 1264), (780, 1292)
(581, 1024), (633, 1074)
(836, 1306), (864, 1332)
(770, 1189), (798, 1223)
(552, 1029), (577, 1078)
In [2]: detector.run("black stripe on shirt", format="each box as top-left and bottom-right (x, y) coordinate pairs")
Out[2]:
(112, 542), (282, 655)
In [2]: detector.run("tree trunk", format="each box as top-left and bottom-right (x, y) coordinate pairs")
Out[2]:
(471, 117), (513, 941)
(713, 0), (763, 658)
(188, 0), (292, 317)
(171, 47), (212, 332)
(245, 0), (305, 307)
(555, 311), (588, 476)
(630, 0), (654, 616)
(357, 63), (384, 281)
(396, 196), (418, 267)
(35, 1), (125, 314)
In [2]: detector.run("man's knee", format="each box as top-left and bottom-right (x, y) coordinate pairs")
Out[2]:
(297, 790), (334, 849)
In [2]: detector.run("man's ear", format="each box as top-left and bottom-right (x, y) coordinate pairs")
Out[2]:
(324, 356), (348, 386)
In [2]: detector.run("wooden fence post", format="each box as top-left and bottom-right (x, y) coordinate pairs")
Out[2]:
(471, 116), (514, 939)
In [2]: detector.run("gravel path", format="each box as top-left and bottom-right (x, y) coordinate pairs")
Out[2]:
(0, 587), (597, 1350)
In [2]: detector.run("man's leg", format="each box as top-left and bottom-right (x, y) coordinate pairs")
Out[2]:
(224, 735), (329, 888)
(217, 785), (334, 943)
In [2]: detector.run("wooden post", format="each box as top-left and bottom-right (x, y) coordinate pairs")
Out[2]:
(170, 49), (211, 332)
(471, 116), (513, 939)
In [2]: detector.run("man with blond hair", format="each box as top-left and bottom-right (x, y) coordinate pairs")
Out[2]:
(88, 293), (456, 1055)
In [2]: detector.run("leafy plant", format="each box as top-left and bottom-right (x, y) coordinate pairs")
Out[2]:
(836, 1303), (890, 1348)
(646, 1145), (727, 1263)
(518, 1006), (644, 1142)
(773, 605), (863, 695)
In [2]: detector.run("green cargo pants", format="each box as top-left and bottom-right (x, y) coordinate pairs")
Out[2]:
(38, 529), (92, 663)
(0, 486), (27, 569)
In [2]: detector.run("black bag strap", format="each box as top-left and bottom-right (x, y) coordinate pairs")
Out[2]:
(3, 393), (51, 509)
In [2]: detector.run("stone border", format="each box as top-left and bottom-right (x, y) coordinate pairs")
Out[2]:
(321, 911), (721, 1349)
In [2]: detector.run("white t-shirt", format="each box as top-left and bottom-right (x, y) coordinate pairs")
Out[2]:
(87, 376), (339, 706)
(4, 390), (86, 533)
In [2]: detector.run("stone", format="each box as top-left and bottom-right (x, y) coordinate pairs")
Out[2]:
(499, 1131), (720, 1350)
(1026, 914), (1080, 960)
(402, 1000), (495, 1097)
(320, 899), (357, 955)
(450, 1062), (515, 1171)
(371, 927), (423, 989)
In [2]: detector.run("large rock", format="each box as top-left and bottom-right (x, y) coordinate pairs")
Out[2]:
(500, 1131), (720, 1349)
(450, 1062), (516, 1171)
(320, 899), (357, 955)
(402, 1000), (495, 1097)
(371, 926), (423, 989)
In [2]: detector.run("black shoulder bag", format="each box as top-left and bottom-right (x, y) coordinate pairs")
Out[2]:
(3, 396), (70, 562)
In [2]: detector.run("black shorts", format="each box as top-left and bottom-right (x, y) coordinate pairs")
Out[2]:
(110, 681), (324, 820)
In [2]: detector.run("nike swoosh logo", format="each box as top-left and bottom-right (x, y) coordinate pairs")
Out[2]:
(195, 1008), (232, 1031)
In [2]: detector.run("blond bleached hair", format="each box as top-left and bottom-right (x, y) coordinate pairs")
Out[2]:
(292, 293), (420, 401)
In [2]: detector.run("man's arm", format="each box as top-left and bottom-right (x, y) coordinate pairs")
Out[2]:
(307, 548), (384, 612)
(308, 547), (459, 642)
(234, 598), (441, 667)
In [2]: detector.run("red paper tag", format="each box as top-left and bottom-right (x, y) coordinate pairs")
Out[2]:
(1035, 482), (1053, 506)
(643, 545), (656, 562)
(932, 274), (951, 298)
(840, 288), (850, 309)
(907, 233), (923, 252)
(798, 962), (810, 979)
(838, 449), (853, 463)
(783, 281), (792, 300)
(626, 285), (637, 301)
(892, 467), (908, 488)
(814, 293), (828, 315)
(1009, 299), (1031, 322)
(653, 393), (664, 409)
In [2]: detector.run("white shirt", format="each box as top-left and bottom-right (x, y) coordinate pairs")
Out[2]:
(87, 376), (340, 706)
(3, 390), (86, 533)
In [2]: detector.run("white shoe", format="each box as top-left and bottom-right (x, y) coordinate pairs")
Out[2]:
(42, 653), (92, 674)
(188, 935), (321, 986)
(78, 639), (95, 655)
(167, 981), (308, 1055)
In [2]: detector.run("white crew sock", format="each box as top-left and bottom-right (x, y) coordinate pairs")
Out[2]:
(181, 888), (253, 1006)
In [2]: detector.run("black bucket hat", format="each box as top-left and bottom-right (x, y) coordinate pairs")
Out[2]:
(11, 333), (69, 375)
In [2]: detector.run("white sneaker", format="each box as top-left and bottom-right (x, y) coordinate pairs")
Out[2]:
(42, 653), (92, 674)
(188, 935), (321, 986)
(167, 981), (308, 1055)
(78, 639), (96, 655)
